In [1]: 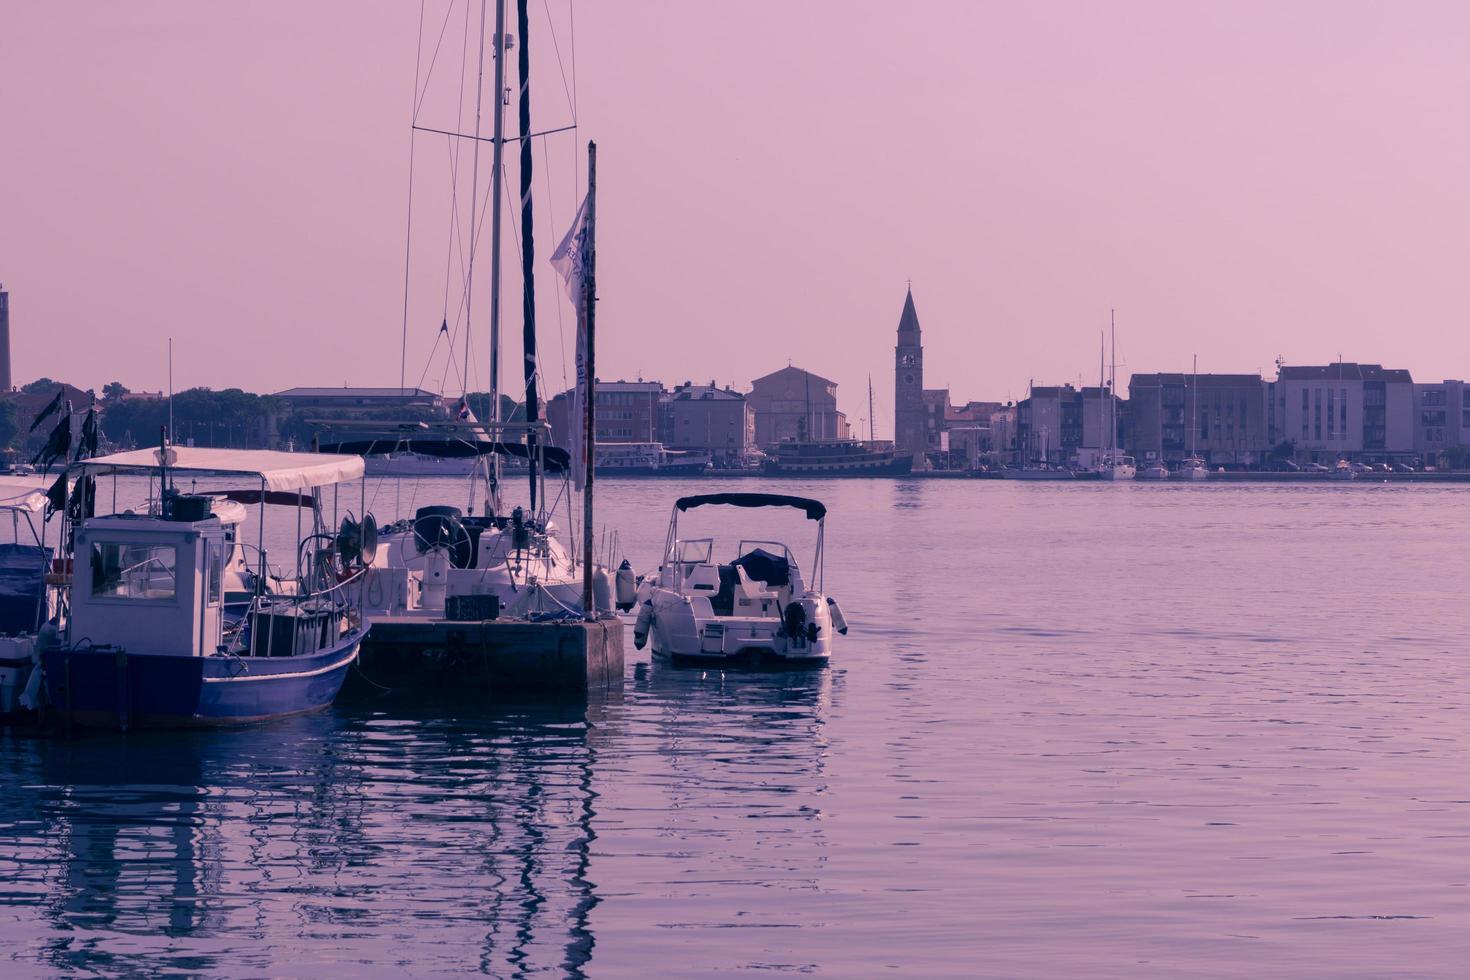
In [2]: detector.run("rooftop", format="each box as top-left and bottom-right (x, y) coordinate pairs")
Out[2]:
(1277, 363), (1413, 383)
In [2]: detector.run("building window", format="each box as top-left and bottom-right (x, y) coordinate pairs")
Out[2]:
(1314, 388), (1322, 441)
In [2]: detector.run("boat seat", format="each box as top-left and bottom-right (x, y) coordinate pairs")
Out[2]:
(710, 565), (739, 617)
(734, 566), (777, 601)
(683, 563), (722, 594)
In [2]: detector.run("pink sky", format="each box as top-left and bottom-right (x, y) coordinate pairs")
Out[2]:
(3, 2), (1469, 436)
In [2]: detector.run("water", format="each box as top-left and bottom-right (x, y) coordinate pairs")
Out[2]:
(4, 478), (1470, 977)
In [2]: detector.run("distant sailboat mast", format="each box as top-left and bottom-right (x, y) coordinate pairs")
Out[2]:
(867, 374), (875, 442)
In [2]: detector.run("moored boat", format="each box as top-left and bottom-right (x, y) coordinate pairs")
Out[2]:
(761, 439), (912, 477)
(1141, 460), (1170, 480)
(41, 445), (367, 730)
(634, 493), (845, 668)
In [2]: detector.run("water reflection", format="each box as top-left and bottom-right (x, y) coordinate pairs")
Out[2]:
(4, 699), (617, 977)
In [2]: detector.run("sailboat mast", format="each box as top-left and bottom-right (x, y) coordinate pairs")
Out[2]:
(462, 0), (488, 400)
(1109, 309), (1116, 454)
(1190, 353), (1197, 457)
(515, 0), (541, 512)
(1098, 331), (1104, 457)
(867, 374), (875, 442)
(486, 0), (508, 505)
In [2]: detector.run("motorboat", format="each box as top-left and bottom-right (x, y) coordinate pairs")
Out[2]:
(1330, 459), (1356, 481)
(0, 475), (58, 715)
(1140, 460), (1170, 480)
(40, 445), (368, 729)
(1097, 453), (1137, 481)
(595, 442), (713, 476)
(1177, 456), (1209, 480)
(633, 493), (846, 667)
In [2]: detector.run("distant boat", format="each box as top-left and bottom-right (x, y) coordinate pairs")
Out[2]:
(1178, 456), (1209, 480)
(366, 451), (484, 477)
(1175, 355), (1208, 480)
(761, 439), (913, 477)
(1141, 460), (1170, 480)
(595, 442), (711, 477)
(1095, 312), (1136, 481)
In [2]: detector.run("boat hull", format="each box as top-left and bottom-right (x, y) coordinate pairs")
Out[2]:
(42, 635), (360, 730)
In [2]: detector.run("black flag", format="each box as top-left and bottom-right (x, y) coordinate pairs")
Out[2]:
(44, 471), (66, 519)
(31, 407), (72, 474)
(28, 387), (64, 433)
(73, 407), (99, 462)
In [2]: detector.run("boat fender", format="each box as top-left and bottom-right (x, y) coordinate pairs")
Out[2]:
(593, 566), (613, 612)
(826, 597), (849, 635)
(615, 559), (637, 611)
(633, 601), (654, 650)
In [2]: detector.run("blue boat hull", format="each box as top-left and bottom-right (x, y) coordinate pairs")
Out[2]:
(42, 635), (361, 730)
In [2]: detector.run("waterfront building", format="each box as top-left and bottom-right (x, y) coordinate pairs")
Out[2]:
(894, 288), (925, 466)
(1128, 373), (1268, 465)
(662, 381), (755, 466)
(1016, 384), (1121, 467)
(748, 366), (850, 447)
(547, 379), (665, 446)
(1411, 380), (1470, 464)
(1267, 363), (1414, 463)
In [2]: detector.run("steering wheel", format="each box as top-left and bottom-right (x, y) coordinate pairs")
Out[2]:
(409, 513), (474, 570)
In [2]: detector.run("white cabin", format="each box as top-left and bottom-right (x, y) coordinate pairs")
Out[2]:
(70, 513), (228, 658)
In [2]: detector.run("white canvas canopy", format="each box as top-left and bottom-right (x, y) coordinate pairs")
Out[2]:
(76, 447), (365, 491)
(0, 475), (54, 514)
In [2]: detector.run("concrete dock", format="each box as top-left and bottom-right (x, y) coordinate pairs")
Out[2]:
(351, 616), (624, 699)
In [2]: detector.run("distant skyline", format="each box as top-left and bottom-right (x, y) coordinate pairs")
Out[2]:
(4, 2), (1470, 438)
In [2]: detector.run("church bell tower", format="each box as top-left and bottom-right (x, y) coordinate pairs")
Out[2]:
(894, 287), (924, 465)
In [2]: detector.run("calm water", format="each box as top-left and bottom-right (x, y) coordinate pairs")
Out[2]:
(4, 478), (1470, 977)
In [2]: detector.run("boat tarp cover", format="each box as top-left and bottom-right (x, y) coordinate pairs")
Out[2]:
(0, 544), (48, 634)
(76, 447), (365, 491)
(732, 547), (791, 588)
(318, 438), (571, 473)
(675, 493), (826, 521)
(0, 475), (53, 514)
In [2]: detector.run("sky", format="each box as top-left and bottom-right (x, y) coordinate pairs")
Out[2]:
(3, 1), (1470, 438)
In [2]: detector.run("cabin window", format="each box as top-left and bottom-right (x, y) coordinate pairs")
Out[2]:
(90, 542), (178, 601)
(207, 541), (223, 605)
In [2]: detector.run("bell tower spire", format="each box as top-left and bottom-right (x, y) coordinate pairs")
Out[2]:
(894, 285), (924, 466)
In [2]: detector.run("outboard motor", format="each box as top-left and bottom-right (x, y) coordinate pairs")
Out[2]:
(826, 597), (849, 635)
(615, 559), (637, 611)
(783, 601), (807, 639)
(633, 601), (654, 650)
(511, 506), (530, 551)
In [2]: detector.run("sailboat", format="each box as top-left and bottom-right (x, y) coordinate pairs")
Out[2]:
(1096, 312), (1137, 481)
(331, 0), (590, 621)
(1177, 354), (1209, 480)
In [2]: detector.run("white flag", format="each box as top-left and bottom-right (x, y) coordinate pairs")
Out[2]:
(551, 196), (592, 491)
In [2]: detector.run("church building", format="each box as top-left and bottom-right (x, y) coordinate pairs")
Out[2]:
(893, 288), (926, 466)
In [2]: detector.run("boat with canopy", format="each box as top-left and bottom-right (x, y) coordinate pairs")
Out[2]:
(40, 444), (370, 729)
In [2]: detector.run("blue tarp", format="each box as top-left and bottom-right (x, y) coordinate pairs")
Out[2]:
(0, 544), (48, 634)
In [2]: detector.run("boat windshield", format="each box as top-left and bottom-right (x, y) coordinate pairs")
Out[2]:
(675, 539), (714, 564)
